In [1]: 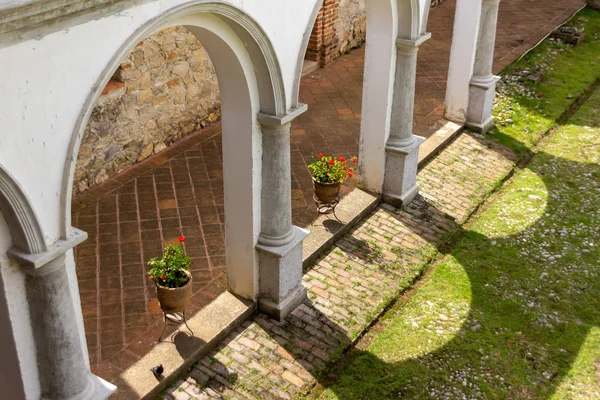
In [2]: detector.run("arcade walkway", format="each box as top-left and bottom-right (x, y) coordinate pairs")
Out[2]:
(71, 0), (585, 383)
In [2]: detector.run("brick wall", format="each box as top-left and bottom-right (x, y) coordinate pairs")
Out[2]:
(306, 0), (342, 66)
(75, 26), (220, 194)
(307, 0), (447, 67)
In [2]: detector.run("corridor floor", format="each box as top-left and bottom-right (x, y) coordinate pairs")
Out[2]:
(72, 0), (586, 383)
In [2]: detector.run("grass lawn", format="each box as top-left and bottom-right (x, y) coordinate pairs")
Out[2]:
(490, 8), (600, 153)
(315, 8), (600, 400)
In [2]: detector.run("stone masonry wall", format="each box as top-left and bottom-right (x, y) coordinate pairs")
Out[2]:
(308, 0), (448, 67)
(335, 0), (366, 56)
(74, 26), (220, 194)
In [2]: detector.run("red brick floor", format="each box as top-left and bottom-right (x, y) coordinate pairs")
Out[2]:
(73, 0), (585, 383)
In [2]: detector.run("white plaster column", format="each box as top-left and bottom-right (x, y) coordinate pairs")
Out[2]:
(9, 229), (114, 400)
(466, 0), (501, 133)
(256, 104), (309, 321)
(382, 33), (430, 208)
(444, 0), (483, 123)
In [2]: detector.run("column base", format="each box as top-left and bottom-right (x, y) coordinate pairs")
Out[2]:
(258, 285), (308, 322)
(382, 183), (420, 208)
(89, 374), (116, 400)
(382, 135), (424, 209)
(41, 373), (115, 400)
(466, 75), (500, 134)
(256, 226), (309, 321)
(465, 115), (495, 133)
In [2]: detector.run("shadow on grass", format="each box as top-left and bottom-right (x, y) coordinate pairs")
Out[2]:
(313, 120), (600, 398)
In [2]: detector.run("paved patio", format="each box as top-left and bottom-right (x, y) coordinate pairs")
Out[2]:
(72, 0), (585, 383)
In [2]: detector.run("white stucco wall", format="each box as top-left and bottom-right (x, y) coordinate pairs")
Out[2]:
(444, 0), (482, 123)
(0, 4), (318, 394)
(0, 0), (319, 245)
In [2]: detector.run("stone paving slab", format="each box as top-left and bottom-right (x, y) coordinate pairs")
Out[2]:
(111, 292), (254, 399)
(164, 131), (519, 399)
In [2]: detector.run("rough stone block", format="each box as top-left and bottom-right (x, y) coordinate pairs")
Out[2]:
(257, 227), (309, 321)
(382, 136), (425, 208)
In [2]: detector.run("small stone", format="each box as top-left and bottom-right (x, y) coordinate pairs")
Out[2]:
(94, 169), (109, 185)
(154, 142), (167, 154)
(138, 143), (154, 161)
(137, 89), (153, 103)
(145, 119), (157, 130)
(173, 61), (190, 77)
(104, 146), (120, 161)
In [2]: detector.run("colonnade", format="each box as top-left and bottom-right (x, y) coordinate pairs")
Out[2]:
(0, 0), (504, 398)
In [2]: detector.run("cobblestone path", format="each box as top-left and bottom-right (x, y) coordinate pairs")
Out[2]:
(164, 131), (519, 399)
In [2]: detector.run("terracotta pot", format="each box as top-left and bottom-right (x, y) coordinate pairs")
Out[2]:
(313, 180), (341, 203)
(155, 271), (193, 313)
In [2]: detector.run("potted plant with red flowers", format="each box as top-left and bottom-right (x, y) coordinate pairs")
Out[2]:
(147, 236), (193, 313)
(308, 154), (357, 203)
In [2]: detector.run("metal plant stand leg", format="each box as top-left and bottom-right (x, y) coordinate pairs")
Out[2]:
(158, 311), (194, 342)
(313, 195), (341, 222)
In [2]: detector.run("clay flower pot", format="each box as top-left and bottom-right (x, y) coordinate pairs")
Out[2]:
(155, 271), (193, 313)
(313, 180), (341, 203)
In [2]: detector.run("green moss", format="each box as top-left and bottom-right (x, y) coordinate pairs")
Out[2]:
(490, 9), (600, 152)
(317, 9), (600, 398)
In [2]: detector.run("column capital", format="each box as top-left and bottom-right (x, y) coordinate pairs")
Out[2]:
(8, 227), (87, 273)
(258, 103), (308, 127)
(396, 32), (432, 52)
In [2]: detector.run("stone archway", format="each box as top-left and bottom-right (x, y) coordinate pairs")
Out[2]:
(0, 0), (315, 397)
(62, 2), (290, 304)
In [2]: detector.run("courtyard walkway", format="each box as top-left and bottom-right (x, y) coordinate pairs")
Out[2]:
(72, 0), (586, 384)
(163, 125), (521, 400)
(314, 71), (600, 400)
(164, 8), (600, 398)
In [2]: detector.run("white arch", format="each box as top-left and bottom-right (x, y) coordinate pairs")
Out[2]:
(59, 1), (289, 300)
(60, 1), (285, 238)
(0, 165), (46, 255)
(291, 0), (323, 108)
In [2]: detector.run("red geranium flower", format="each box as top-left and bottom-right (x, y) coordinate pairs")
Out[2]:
(348, 172), (353, 178)
(338, 157), (346, 162)
(318, 153), (324, 158)
(178, 236), (186, 243)
(343, 166), (347, 171)
(328, 159), (335, 166)
(161, 274), (167, 280)
(352, 156), (358, 164)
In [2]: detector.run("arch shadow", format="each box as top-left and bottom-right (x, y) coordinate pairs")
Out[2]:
(314, 127), (600, 398)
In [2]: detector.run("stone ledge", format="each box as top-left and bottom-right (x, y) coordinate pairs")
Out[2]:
(301, 119), (463, 270)
(417, 119), (464, 167)
(109, 292), (255, 400)
(302, 188), (379, 268)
